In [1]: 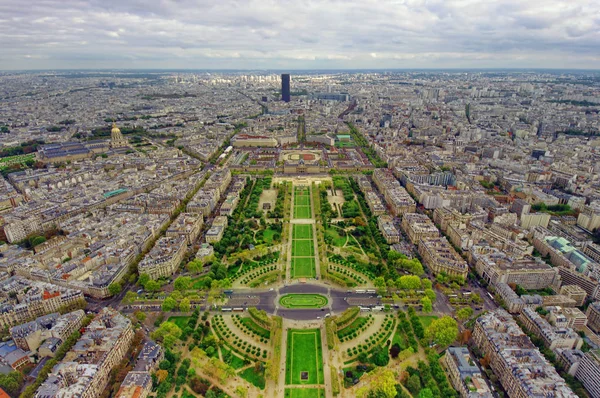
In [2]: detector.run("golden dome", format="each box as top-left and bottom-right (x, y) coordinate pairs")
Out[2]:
(111, 123), (121, 134)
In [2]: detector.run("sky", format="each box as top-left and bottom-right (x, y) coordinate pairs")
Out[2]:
(0, 0), (599, 70)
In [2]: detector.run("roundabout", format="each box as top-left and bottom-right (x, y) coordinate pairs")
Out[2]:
(279, 293), (329, 309)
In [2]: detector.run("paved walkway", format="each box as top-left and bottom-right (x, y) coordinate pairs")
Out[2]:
(339, 314), (386, 355)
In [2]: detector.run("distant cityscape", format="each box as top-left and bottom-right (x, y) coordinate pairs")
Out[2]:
(0, 69), (599, 398)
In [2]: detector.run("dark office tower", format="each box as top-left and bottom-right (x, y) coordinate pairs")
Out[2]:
(281, 74), (290, 102)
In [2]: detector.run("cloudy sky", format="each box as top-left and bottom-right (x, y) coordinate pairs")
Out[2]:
(1, 0), (599, 70)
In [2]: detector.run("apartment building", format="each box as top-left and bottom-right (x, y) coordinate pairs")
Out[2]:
(0, 277), (85, 329)
(418, 237), (468, 279)
(471, 248), (559, 290)
(472, 309), (576, 398)
(372, 168), (416, 216)
(401, 213), (440, 244)
(442, 346), (493, 398)
(519, 307), (583, 351)
(206, 216), (228, 244)
(575, 350), (600, 398)
(166, 212), (203, 244)
(586, 302), (600, 334)
(10, 310), (84, 352)
(115, 372), (152, 398)
(137, 236), (187, 280)
(560, 285), (587, 307)
(36, 308), (134, 398)
(377, 215), (400, 243)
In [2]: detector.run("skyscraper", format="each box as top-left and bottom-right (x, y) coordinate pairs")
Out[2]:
(281, 73), (290, 102)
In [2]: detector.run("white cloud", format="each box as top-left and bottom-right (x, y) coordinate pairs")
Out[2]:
(0, 0), (598, 69)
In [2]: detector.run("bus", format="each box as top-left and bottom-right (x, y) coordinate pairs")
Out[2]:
(359, 306), (371, 312)
(366, 289), (376, 294)
(233, 307), (244, 312)
(222, 307), (232, 312)
(223, 290), (234, 295)
(487, 292), (494, 300)
(355, 289), (366, 294)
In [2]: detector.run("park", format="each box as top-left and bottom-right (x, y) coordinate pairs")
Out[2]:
(279, 294), (329, 308)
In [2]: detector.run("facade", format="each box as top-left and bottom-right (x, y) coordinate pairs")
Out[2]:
(471, 249), (560, 290)
(281, 74), (290, 102)
(402, 213), (440, 244)
(442, 346), (493, 398)
(586, 302), (600, 334)
(560, 285), (587, 307)
(418, 237), (468, 279)
(472, 309), (576, 398)
(575, 350), (600, 398)
(115, 372), (152, 398)
(519, 307), (583, 351)
(110, 124), (128, 149)
(372, 168), (416, 216)
(166, 212), (203, 245)
(36, 308), (134, 398)
(137, 236), (187, 280)
(377, 215), (400, 244)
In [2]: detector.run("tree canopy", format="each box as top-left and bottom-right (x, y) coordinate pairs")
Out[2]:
(425, 316), (458, 347)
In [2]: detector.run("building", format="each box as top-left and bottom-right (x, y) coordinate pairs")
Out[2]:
(115, 372), (152, 398)
(137, 236), (187, 280)
(372, 168), (416, 216)
(402, 213), (440, 244)
(442, 346), (493, 398)
(36, 308), (134, 398)
(281, 74), (290, 102)
(0, 341), (31, 371)
(494, 282), (525, 313)
(557, 349), (584, 376)
(560, 285), (587, 307)
(205, 216), (228, 244)
(547, 307), (588, 330)
(472, 309), (576, 398)
(519, 307), (583, 351)
(110, 123), (128, 149)
(471, 249), (560, 290)
(133, 340), (163, 372)
(575, 350), (600, 398)
(377, 215), (400, 243)
(586, 302), (600, 334)
(166, 213), (203, 245)
(418, 237), (468, 279)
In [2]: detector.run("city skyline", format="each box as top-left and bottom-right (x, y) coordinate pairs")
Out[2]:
(1, 0), (599, 70)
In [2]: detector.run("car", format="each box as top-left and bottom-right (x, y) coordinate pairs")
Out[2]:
(269, 288), (274, 291)
(316, 316), (321, 319)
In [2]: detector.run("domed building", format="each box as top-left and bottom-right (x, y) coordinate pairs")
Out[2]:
(110, 123), (128, 148)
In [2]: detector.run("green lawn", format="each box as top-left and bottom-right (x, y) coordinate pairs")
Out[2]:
(294, 206), (312, 219)
(419, 315), (439, 328)
(325, 228), (347, 247)
(263, 228), (277, 244)
(220, 346), (247, 369)
(239, 366), (266, 389)
(285, 388), (325, 398)
(292, 239), (314, 257)
(337, 316), (368, 339)
(285, 329), (324, 385)
(291, 257), (316, 278)
(167, 316), (191, 329)
(240, 317), (270, 338)
(293, 224), (313, 239)
(279, 294), (328, 308)
(294, 195), (311, 206)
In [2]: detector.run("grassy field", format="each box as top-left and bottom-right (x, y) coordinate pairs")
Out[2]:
(285, 388), (325, 398)
(292, 239), (314, 257)
(285, 329), (324, 385)
(337, 316), (368, 339)
(325, 227), (347, 247)
(239, 366), (266, 389)
(167, 316), (191, 329)
(220, 346), (247, 369)
(293, 224), (313, 239)
(263, 228), (277, 244)
(294, 206), (312, 219)
(291, 257), (316, 278)
(279, 294), (328, 308)
(419, 315), (438, 328)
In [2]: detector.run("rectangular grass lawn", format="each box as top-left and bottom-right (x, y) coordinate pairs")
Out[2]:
(292, 239), (314, 257)
(294, 195), (311, 206)
(285, 329), (324, 385)
(294, 206), (312, 219)
(419, 315), (439, 328)
(291, 257), (315, 278)
(293, 224), (313, 239)
(285, 388), (325, 398)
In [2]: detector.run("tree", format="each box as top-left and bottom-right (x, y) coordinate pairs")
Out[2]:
(135, 311), (147, 322)
(421, 278), (432, 290)
(174, 276), (192, 291)
(425, 316), (458, 347)
(397, 275), (421, 290)
(145, 280), (161, 292)
(124, 291), (137, 303)
(374, 277), (387, 290)
(421, 296), (433, 313)
(187, 259), (204, 273)
(138, 273), (150, 287)
(180, 298), (191, 313)
(406, 374), (421, 395)
(456, 307), (474, 321)
(357, 368), (397, 398)
(108, 283), (122, 296)
(418, 388), (434, 398)
(162, 297), (177, 312)
(156, 369), (169, 382)
(424, 289), (436, 301)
